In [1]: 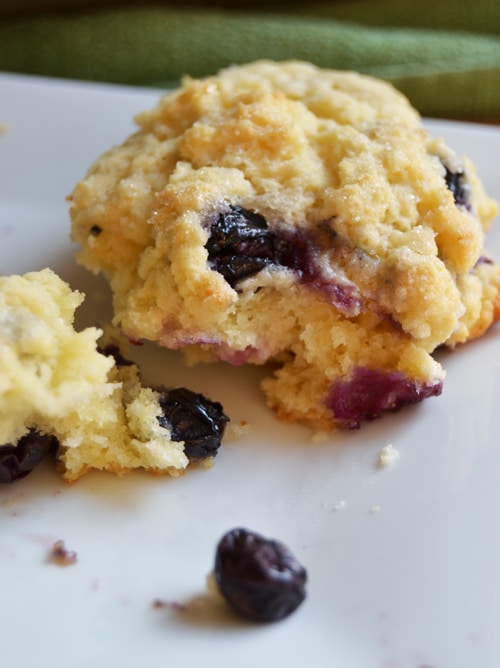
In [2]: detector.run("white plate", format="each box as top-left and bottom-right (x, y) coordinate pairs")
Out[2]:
(1, 72), (500, 668)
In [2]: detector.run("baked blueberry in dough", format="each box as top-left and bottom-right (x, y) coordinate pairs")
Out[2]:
(69, 60), (500, 431)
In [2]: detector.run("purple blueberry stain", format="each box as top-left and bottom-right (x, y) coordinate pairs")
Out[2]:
(213, 527), (307, 623)
(474, 255), (494, 267)
(0, 224), (14, 238)
(327, 366), (443, 429)
(205, 205), (361, 315)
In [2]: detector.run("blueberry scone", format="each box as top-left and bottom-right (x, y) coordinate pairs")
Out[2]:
(0, 269), (228, 482)
(69, 60), (500, 432)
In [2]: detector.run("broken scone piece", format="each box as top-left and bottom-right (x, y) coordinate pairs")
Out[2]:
(70, 60), (500, 431)
(0, 269), (228, 482)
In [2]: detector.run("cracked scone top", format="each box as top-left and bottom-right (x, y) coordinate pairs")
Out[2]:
(0, 269), (228, 481)
(70, 60), (500, 431)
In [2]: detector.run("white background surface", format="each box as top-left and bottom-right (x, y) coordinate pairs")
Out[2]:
(1, 73), (500, 668)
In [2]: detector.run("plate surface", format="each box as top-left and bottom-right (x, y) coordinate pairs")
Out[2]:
(1, 73), (500, 668)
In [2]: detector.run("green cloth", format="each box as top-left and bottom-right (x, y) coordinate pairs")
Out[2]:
(1, 2), (500, 119)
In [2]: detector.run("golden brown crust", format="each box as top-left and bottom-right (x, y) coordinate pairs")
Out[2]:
(69, 61), (500, 431)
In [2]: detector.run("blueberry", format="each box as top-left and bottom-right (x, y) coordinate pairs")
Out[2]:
(0, 430), (59, 483)
(98, 344), (228, 461)
(327, 366), (443, 429)
(157, 387), (229, 462)
(205, 205), (279, 287)
(205, 205), (361, 314)
(204, 205), (311, 287)
(214, 527), (307, 623)
(442, 162), (471, 209)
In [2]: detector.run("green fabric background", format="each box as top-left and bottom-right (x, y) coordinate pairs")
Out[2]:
(0, 1), (499, 119)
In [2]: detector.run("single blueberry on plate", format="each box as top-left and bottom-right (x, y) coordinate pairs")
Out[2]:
(157, 387), (229, 462)
(214, 527), (307, 622)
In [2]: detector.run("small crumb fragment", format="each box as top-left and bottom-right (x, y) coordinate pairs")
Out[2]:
(152, 598), (186, 612)
(224, 420), (251, 441)
(198, 457), (216, 470)
(1, 494), (22, 508)
(310, 430), (329, 443)
(206, 570), (222, 598)
(152, 598), (167, 609)
(370, 505), (381, 513)
(48, 540), (77, 566)
(378, 443), (399, 468)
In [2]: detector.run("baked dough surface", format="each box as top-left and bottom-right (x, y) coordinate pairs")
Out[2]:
(70, 60), (500, 430)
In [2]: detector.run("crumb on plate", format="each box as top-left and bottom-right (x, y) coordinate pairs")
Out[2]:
(378, 443), (399, 468)
(48, 539), (78, 566)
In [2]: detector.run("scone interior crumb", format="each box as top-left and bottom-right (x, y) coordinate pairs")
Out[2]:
(0, 269), (230, 482)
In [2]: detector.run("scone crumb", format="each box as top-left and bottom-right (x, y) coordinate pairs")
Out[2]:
(48, 540), (77, 566)
(198, 457), (216, 470)
(0, 269), (228, 482)
(370, 505), (381, 513)
(224, 420), (251, 441)
(152, 598), (186, 612)
(310, 430), (330, 443)
(378, 443), (399, 468)
(206, 570), (221, 597)
(1, 495), (21, 508)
